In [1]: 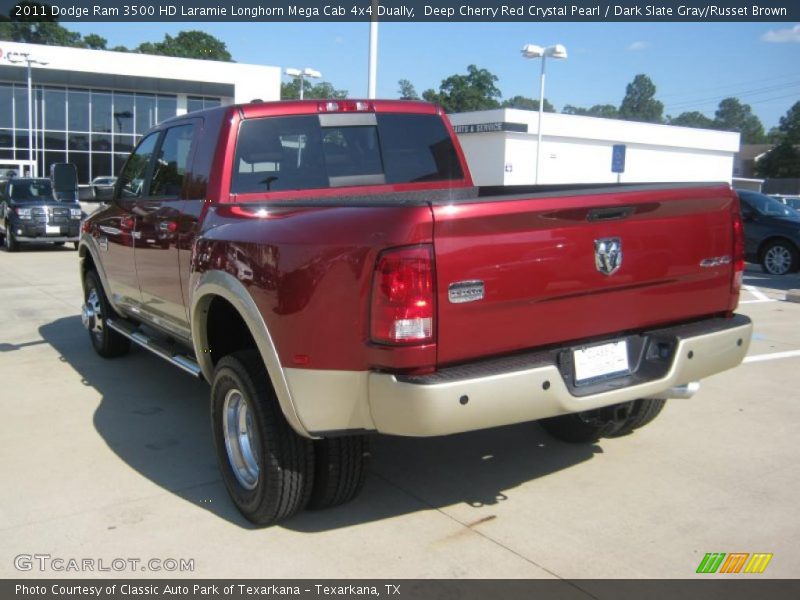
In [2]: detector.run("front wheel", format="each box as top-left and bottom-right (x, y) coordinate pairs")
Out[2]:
(82, 270), (130, 358)
(761, 240), (799, 275)
(211, 351), (314, 525)
(5, 228), (18, 252)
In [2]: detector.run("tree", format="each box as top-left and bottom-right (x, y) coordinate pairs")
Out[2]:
(83, 33), (107, 50)
(135, 30), (232, 61)
(422, 65), (502, 113)
(502, 95), (554, 112)
(714, 97), (765, 143)
(0, 2), (84, 47)
(618, 74), (664, 123)
(755, 101), (800, 178)
(397, 79), (418, 100)
(281, 79), (347, 100)
(563, 104), (619, 119)
(669, 111), (715, 129)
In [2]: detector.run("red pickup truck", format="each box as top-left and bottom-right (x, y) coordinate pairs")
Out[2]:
(78, 100), (752, 525)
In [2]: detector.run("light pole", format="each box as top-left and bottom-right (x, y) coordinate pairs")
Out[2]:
(367, 0), (379, 99)
(7, 51), (48, 177)
(521, 44), (567, 184)
(284, 67), (322, 100)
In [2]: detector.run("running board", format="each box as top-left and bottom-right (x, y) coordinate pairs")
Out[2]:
(106, 317), (203, 379)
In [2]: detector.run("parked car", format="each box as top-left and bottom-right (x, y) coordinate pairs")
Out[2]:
(0, 178), (82, 251)
(737, 190), (800, 275)
(79, 100), (752, 525)
(92, 176), (117, 201)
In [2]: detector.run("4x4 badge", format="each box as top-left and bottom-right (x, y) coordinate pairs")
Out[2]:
(595, 237), (622, 275)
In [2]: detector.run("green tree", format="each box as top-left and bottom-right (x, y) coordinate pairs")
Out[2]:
(397, 79), (418, 100)
(713, 97), (765, 143)
(0, 2), (84, 47)
(755, 101), (800, 178)
(135, 30), (232, 61)
(281, 79), (347, 100)
(422, 65), (502, 113)
(618, 74), (664, 123)
(563, 104), (619, 119)
(82, 33), (107, 50)
(502, 95), (554, 112)
(669, 111), (715, 129)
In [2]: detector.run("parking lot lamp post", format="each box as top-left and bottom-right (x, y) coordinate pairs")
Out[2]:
(284, 67), (322, 100)
(521, 43), (567, 184)
(7, 52), (48, 177)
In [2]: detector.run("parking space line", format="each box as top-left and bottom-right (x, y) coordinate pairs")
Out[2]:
(742, 285), (774, 303)
(743, 349), (800, 364)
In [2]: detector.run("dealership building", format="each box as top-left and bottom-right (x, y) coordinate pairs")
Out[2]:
(450, 108), (740, 186)
(0, 41), (280, 183)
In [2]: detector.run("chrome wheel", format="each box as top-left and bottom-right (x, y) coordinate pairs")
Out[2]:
(83, 288), (104, 342)
(223, 389), (261, 490)
(764, 244), (793, 275)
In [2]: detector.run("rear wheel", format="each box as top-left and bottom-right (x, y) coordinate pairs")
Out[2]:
(211, 351), (313, 525)
(540, 399), (666, 443)
(761, 240), (799, 275)
(308, 435), (371, 510)
(82, 270), (130, 358)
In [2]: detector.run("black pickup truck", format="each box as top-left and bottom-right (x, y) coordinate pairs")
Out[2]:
(0, 177), (82, 251)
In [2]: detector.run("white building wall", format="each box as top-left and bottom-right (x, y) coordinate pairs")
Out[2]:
(0, 41), (280, 102)
(449, 109), (740, 186)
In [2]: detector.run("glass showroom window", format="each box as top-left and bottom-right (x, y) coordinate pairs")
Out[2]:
(0, 82), (179, 183)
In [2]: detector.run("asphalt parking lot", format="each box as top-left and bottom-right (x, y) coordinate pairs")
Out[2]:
(1, 246), (798, 580)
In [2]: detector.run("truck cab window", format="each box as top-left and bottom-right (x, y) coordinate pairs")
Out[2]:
(150, 124), (194, 197)
(117, 132), (159, 199)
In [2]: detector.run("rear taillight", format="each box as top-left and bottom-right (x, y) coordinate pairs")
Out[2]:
(732, 209), (745, 294)
(370, 245), (435, 345)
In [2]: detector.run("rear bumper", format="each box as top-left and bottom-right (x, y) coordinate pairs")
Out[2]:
(16, 235), (79, 243)
(285, 315), (752, 438)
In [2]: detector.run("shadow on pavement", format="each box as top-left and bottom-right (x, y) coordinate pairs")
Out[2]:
(40, 315), (600, 532)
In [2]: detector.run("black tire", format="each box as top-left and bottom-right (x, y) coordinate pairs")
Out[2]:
(73, 241), (79, 251)
(605, 398), (666, 438)
(761, 240), (799, 275)
(539, 410), (619, 444)
(5, 228), (18, 252)
(308, 435), (371, 510)
(211, 351), (313, 525)
(83, 270), (131, 358)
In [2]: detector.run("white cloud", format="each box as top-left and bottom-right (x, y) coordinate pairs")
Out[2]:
(761, 24), (800, 43)
(628, 41), (648, 51)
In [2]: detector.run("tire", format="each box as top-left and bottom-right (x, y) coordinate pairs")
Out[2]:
(539, 410), (620, 443)
(5, 229), (18, 252)
(308, 435), (371, 510)
(83, 270), (131, 358)
(73, 242), (79, 251)
(605, 398), (666, 438)
(761, 240), (799, 275)
(211, 351), (314, 525)
(541, 399), (667, 443)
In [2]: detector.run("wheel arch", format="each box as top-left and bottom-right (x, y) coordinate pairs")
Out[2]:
(191, 270), (312, 439)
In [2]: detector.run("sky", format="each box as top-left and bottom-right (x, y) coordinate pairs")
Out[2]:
(67, 21), (800, 129)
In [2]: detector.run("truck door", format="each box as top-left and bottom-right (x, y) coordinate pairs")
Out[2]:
(132, 121), (197, 341)
(96, 131), (160, 312)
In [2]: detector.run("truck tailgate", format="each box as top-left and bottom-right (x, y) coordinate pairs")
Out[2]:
(432, 184), (738, 366)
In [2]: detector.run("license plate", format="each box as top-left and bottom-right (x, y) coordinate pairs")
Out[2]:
(46, 225), (61, 234)
(573, 340), (629, 384)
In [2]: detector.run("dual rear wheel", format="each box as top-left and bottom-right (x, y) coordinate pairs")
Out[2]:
(210, 351), (370, 525)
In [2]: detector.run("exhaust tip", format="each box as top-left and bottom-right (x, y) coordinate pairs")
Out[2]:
(647, 381), (700, 400)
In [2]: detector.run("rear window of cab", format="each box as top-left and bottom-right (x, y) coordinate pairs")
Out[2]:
(231, 113), (464, 194)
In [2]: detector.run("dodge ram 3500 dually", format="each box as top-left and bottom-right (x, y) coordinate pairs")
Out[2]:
(78, 100), (752, 525)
